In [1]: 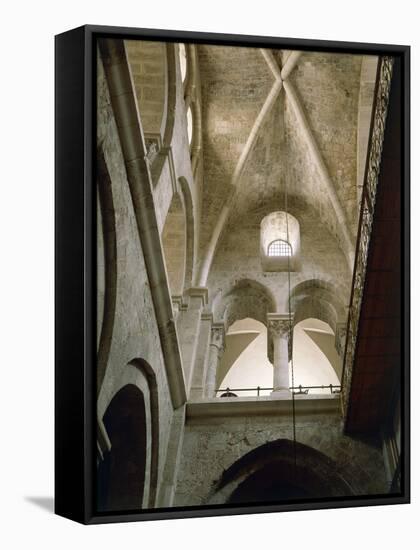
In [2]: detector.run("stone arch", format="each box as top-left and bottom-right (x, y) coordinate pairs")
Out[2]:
(97, 384), (148, 512)
(214, 279), (276, 328)
(162, 190), (187, 297)
(290, 279), (346, 380)
(207, 439), (354, 505)
(178, 43), (187, 85)
(96, 148), (117, 395)
(291, 278), (347, 332)
(183, 44), (202, 172)
(260, 211), (301, 271)
(97, 359), (160, 511)
(162, 43), (177, 148)
(128, 359), (160, 508)
(178, 177), (195, 290)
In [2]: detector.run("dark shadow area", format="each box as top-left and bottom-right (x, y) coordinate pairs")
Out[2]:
(25, 496), (54, 514)
(97, 384), (147, 512)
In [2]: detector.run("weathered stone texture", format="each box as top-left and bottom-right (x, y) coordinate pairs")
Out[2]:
(174, 410), (388, 506)
(290, 53), (362, 235)
(97, 51), (175, 490)
(96, 41), (389, 511)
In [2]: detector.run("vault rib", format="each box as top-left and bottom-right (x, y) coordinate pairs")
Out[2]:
(282, 78), (355, 270)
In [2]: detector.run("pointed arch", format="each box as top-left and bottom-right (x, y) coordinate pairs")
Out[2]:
(207, 439), (354, 505)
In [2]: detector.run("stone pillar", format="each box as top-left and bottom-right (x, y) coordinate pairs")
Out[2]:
(204, 323), (226, 398)
(189, 312), (213, 399)
(267, 313), (294, 395)
(176, 287), (208, 392)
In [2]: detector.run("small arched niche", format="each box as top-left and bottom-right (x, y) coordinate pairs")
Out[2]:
(260, 211), (301, 271)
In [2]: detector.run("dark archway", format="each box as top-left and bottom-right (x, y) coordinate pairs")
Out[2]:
(229, 462), (311, 503)
(97, 384), (147, 512)
(209, 439), (353, 505)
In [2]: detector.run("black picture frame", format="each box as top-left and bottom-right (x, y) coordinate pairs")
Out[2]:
(55, 24), (410, 525)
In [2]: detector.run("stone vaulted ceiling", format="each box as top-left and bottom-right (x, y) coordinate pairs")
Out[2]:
(195, 45), (373, 292)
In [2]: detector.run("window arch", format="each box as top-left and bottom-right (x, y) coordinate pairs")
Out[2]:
(178, 43), (187, 83)
(268, 239), (292, 257)
(187, 106), (193, 146)
(260, 212), (301, 271)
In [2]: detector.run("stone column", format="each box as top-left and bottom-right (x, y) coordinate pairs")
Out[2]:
(176, 287), (208, 392)
(267, 313), (293, 395)
(204, 323), (226, 398)
(189, 312), (213, 399)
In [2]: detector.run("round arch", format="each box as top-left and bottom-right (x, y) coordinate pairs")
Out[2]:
(291, 278), (347, 333)
(214, 279), (276, 329)
(97, 384), (148, 512)
(96, 148), (117, 395)
(97, 359), (160, 511)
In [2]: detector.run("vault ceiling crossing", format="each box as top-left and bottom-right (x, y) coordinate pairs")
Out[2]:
(195, 45), (367, 285)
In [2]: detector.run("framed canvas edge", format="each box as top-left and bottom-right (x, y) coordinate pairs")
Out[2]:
(54, 24), (411, 526)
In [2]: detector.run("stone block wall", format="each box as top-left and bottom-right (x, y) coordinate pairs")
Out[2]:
(174, 403), (388, 506)
(97, 49), (177, 500)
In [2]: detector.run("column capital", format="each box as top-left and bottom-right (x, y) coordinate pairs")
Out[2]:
(186, 286), (208, 307)
(267, 313), (293, 338)
(210, 322), (226, 353)
(267, 312), (294, 363)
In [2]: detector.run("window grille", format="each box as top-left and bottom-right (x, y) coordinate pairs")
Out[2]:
(267, 239), (292, 257)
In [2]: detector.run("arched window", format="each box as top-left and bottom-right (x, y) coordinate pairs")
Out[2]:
(187, 106), (193, 146)
(268, 239), (292, 257)
(260, 212), (300, 271)
(178, 43), (187, 83)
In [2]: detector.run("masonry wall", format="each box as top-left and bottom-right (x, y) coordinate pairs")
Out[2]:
(174, 403), (388, 506)
(96, 50), (177, 500)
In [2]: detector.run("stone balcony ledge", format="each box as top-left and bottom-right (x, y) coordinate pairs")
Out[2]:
(186, 394), (340, 422)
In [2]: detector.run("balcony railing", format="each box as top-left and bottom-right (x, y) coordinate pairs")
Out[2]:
(215, 384), (341, 398)
(341, 56), (394, 414)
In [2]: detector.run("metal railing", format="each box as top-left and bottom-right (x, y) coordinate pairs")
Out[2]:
(215, 384), (341, 397)
(341, 56), (394, 415)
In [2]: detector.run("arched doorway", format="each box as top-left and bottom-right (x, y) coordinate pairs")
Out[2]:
(97, 384), (147, 512)
(208, 439), (353, 505)
(229, 462), (311, 503)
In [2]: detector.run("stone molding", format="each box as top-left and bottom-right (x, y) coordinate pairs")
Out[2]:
(186, 286), (208, 307)
(186, 394), (340, 421)
(200, 311), (213, 322)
